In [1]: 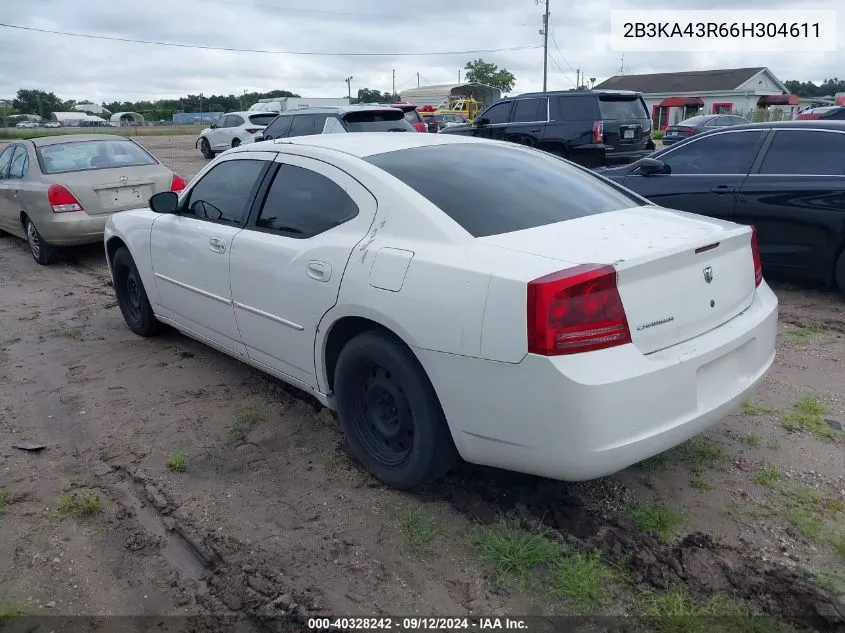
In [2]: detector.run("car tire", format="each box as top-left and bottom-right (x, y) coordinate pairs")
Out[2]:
(25, 217), (58, 265)
(112, 247), (164, 337)
(200, 138), (214, 159)
(334, 330), (458, 489)
(835, 248), (845, 296)
(232, 138), (241, 148)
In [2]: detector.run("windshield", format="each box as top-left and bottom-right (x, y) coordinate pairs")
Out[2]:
(342, 110), (412, 132)
(365, 143), (644, 237)
(598, 97), (649, 120)
(37, 139), (157, 174)
(674, 116), (711, 126)
(248, 113), (278, 126)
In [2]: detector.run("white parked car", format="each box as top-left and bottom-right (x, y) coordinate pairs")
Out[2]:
(43, 121), (61, 128)
(15, 121), (37, 129)
(104, 133), (778, 489)
(196, 111), (279, 158)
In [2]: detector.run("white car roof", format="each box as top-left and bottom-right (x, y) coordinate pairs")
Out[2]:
(246, 132), (489, 158)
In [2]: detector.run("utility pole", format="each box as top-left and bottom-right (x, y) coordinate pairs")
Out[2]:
(417, 72), (420, 87)
(576, 69), (581, 88)
(345, 76), (353, 103)
(538, 0), (550, 92)
(458, 70), (461, 84)
(392, 69), (396, 98)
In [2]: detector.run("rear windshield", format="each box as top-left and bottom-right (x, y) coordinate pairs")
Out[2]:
(403, 110), (421, 124)
(675, 116), (712, 126)
(342, 110), (412, 132)
(365, 143), (644, 238)
(248, 113), (279, 126)
(598, 97), (649, 120)
(37, 139), (157, 174)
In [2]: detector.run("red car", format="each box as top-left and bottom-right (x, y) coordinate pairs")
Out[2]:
(390, 102), (427, 133)
(795, 105), (845, 120)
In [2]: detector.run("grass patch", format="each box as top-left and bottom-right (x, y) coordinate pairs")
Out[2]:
(57, 491), (102, 519)
(0, 603), (22, 622)
(782, 393), (837, 440)
(0, 489), (7, 512)
(742, 402), (777, 416)
(228, 408), (266, 441)
(829, 533), (845, 560)
(291, 422), (304, 436)
(638, 437), (725, 480)
(638, 451), (674, 472)
(753, 462), (782, 488)
(784, 489), (845, 545)
(18, 311), (39, 321)
(814, 570), (845, 594)
(767, 439), (781, 450)
(399, 505), (442, 557)
(742, 434), (762, 448)
(691, 477), (712, 491)
(640, 590), (781, 633)
(51, 327), (84, 340)
(468, 523), (559, 588)
(322, 450), (349, 471)
(791, 324), (830, 341)
(166, 451), (188, 473)
(629, 502), (686, 543)
(548, 549), (618, 612)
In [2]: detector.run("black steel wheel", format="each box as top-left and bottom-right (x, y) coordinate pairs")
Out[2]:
(112, 247), (163, 337)
(200, 137), (214, 159)
(334, 330), (458, 489)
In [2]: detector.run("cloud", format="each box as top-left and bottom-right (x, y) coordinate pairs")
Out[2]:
(2, 0), (842, 103)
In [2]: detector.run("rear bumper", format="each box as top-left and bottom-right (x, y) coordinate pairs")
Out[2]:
(415, 283), (778, 481)
(34, 212), (107, 246)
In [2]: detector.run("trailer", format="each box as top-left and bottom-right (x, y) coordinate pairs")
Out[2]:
(248, 97), (350, 113)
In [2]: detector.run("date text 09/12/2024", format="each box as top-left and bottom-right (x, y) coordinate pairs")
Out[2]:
(307, 617), (528, 631)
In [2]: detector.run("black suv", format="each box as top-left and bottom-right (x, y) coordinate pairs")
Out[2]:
(440, 90), (654, 168)
(261, 105), (413, 140)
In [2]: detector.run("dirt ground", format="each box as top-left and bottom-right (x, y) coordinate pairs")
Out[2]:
(1, 135), (844, 632)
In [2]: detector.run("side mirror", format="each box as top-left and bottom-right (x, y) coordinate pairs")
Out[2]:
(149, 191), (179, 214)
(475, 117), (490, 126)
(209, 123), (217, 129)
(638, 157), (669, 176)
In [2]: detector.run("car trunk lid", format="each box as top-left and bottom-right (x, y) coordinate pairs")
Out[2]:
(599, 95), (651, 153)
(51, 165), (174, 216)
(479, 207), (757, 355)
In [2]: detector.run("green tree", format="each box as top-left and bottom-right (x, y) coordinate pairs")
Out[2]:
(783, 78), (845, 97)
(12, 89), (64, 119)
(353, 88), (396, 104)
(463, 59), (516, 92)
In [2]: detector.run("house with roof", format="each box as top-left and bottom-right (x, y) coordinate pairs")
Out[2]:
(595, 67), (799, 130)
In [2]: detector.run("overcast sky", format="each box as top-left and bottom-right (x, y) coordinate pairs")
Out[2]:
(1, 0), (841, 103)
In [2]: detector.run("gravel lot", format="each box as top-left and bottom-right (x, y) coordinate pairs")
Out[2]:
(1, 135), (844, 631)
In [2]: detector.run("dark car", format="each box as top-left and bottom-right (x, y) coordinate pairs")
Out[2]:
(795, 105), (845, 121)
(662, 114), (749, 145)
(261, 105), (413, 141)
(439, 90), (655, 168)
(598, 121), (845, 294)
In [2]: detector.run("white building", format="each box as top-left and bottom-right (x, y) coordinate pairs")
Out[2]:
(595, 67), (799, 129)
(51, 111), (87, 126)
(74, 102), (111, 116)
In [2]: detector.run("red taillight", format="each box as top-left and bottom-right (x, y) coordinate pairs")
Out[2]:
(413, 122), (426, 133)
(592, 120), (603, 144)
(750, 226), (763, 287)
(678, 126), (697, 134)
(245, 127), (261, 134)
(48, 184), (83, 213)
(796, 113), (822, 120)
(527, 264), (632, 356)
(170, 172), (186, 192)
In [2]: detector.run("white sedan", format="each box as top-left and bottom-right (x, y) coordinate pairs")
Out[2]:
(104, 133), (778, 490)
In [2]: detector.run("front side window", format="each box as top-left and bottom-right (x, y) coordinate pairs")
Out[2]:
(264, 116), (292, 138)
(255, 164), (359, 238)
(184, 159), (267, 225)
(365, 143), (644, 238)
(229, 115), (245, 127)
(289, 115), (322, 136)
(37, 140), (158, 174)
(479, 101), (512, 124)
(759, 130), (845, 175)
(659, 130), (766, 175)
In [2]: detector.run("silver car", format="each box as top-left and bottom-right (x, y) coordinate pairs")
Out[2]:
(0, 134), (185, 264)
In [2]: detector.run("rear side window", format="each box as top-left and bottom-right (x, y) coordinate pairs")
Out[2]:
(365, 143), (644, 238)
(264, 116), (293, 138)
(758, 130), (845, 175)
(0, 145), (16, 178)
(289, 114), (327, 136)
(660, 130), (766, 175)
(341, 110), (412, 132)
(598, 97), (649, 120)
(551, 95), (598, 120)
(37, 140), (157, 174)
(8, 146), (28, 179)
(248, 113), (278, 126)
(511, 98), (548, 123)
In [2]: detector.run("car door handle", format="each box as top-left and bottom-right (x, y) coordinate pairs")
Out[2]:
(710, 185), (735, 194)
(529, 128), (542, 133)
(306, 260), (331, 282)
(208, 237), (227, 254)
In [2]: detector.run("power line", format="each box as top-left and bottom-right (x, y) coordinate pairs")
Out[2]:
(549, 27), (577, 76)
(0, 23), (541, 57)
